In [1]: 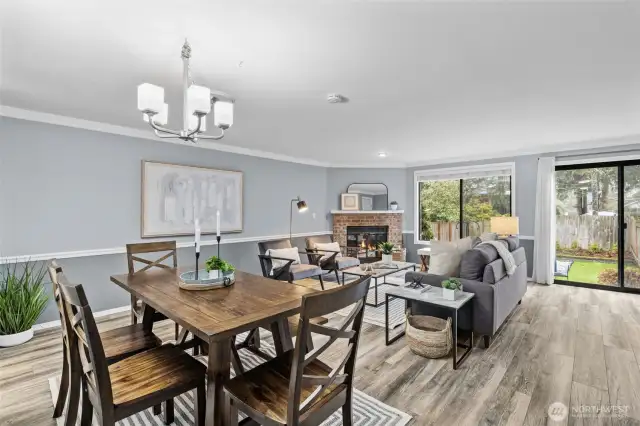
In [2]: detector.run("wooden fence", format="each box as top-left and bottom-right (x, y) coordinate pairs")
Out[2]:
(555, 215), (621, 251)
(427, 221), (491, 242)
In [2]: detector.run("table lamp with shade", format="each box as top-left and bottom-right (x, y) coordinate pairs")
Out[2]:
(290, 196), (308, 242)
(491, 216), (519, 237)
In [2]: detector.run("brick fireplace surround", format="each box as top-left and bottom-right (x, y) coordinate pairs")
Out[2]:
(332, 211), (403, 249)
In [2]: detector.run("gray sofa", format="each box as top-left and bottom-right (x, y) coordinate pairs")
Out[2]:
(405, 237), (527, 347)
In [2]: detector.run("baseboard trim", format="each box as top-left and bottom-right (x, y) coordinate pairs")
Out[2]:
(1, 230), (332, 264)
(33, 306), (130, 331)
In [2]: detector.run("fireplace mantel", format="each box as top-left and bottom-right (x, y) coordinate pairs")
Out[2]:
(331, 210), (404, 214)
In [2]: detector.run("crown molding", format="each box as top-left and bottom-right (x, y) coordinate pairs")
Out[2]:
(405, 134), (640, 168)
(0, 106), (333, 167)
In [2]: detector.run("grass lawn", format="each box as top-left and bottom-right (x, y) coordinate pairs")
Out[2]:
(555, 259), (616, 285)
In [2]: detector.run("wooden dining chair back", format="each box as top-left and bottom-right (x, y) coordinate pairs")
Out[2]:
(58, 281), (207, 426)
(58, 280), (115, 423)
(224, 275), (371, 426)
(126, 241), (178, 336)
(48, 260), (81, 423)
(288, 275), (370, 424)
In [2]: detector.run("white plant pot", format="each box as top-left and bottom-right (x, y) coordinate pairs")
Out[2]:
(442, 288), (457, 301)
(390, 204), (398, 211)
(381, 254), (393, 264)
(0, 328), (34, 347)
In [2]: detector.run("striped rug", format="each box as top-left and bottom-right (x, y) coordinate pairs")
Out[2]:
(49, 340), (411, 426)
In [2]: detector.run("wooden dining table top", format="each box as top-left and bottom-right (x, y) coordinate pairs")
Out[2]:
(110, 268), (317, 342)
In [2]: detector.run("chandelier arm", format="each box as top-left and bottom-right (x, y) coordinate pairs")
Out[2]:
(153, 129), (180, 139)
(195, 128), (225, 141)
(146, 117), (182, 136)
(185, 114), (204, 138)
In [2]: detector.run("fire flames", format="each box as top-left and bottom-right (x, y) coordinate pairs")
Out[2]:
(360, 241), (377, 250)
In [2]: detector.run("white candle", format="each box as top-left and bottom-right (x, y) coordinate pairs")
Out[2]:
(216, 210), (221, 237)
(195, 218), (201, 253)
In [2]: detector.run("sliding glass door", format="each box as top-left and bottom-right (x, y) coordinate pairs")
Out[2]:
(623, 165), (640, 289)
(555, 160), (640, 292)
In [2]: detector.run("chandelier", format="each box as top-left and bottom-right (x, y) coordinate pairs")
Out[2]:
(136, 40), (234, 142)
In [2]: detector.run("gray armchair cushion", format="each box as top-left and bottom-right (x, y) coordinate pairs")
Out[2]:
(335, 256), (360, 270)
(258, 239), (294, 275)
(290, 264), (323, 280)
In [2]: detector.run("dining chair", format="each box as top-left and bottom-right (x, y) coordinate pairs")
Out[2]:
(224, 275), (372, 426)
(126, 241), (180, 339)
(58, 279), (207, 426)
(305, 235), (360, 285)
(49, 261), (163, 425)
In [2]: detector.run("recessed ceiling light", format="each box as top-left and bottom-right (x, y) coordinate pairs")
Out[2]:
(378, 152), (387, 158)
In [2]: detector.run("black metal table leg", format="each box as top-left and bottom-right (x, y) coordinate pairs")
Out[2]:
(452, 308), (458, 370)
(385, 294), (405, 346)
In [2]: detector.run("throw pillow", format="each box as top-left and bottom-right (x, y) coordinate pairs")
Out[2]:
(266, 247), (301, 275)
(429, 237), (473, 277)
(314, 242), (343, 262)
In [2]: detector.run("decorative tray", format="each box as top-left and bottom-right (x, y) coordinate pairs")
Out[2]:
(178, 269), (235, 291)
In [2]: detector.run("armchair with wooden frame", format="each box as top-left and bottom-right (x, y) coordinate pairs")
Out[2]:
(305, 235), (360, 285)
(224, 275), (372, 426)
(257, 239), (326, 290)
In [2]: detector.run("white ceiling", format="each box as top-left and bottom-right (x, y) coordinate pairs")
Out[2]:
(2, 1), (640, 167)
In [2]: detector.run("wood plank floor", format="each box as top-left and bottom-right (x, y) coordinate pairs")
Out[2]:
(3, 283), (640, 425)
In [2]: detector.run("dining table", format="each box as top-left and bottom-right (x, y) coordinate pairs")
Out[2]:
(110, 267), (318, 426)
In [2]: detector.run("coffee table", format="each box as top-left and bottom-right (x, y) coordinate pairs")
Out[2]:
(341, 261), (416, 307)
(385, 285), (474, 370)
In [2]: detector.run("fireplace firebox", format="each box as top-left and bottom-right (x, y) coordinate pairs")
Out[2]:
(346, 226), (389, 263)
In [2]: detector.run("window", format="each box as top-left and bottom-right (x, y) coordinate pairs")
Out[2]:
(414, 163), (515, 243)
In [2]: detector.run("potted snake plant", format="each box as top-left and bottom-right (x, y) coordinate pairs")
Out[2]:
(0, 261), (48, 347)
(378, 242), (395, 264)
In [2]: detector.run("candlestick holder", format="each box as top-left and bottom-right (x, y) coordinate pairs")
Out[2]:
(216, 235), (221, 260)
(195, 246), (200, 280)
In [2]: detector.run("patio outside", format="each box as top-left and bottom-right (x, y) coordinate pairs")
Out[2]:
(555, 166), (640, 289)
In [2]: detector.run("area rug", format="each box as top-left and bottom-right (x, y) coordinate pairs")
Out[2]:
(324, 270), (409, 329)
(49, 340), (412, 426)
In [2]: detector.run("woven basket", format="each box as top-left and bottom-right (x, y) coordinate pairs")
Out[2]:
(405, 310), (452, 359)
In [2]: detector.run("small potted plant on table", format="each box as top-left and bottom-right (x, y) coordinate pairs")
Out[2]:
(205, 256), (236, 286)
(0, 261), (48, 347)
(441, 278), (462, 301)
(378, 242), (395, 265)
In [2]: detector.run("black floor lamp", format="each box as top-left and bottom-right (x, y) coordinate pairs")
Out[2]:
(290, 196), (308, 242)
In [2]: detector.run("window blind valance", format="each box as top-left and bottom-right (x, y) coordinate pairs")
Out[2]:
(414, 162), (515, 182)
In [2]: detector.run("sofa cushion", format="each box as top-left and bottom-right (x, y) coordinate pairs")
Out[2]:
(429, 237), (473, 277)
(500, 236), (519, 251)
(483, 246), (526, 283)
(459, 242), (506, 281)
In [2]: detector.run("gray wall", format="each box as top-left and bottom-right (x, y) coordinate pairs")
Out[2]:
(325, 168), (410, 229)
(0, 118), (330, 323)
(1, 118), (329, 256)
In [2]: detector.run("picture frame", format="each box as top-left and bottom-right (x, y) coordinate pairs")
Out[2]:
(341, 193), (360, 211)
(141, 161), (243, 237)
